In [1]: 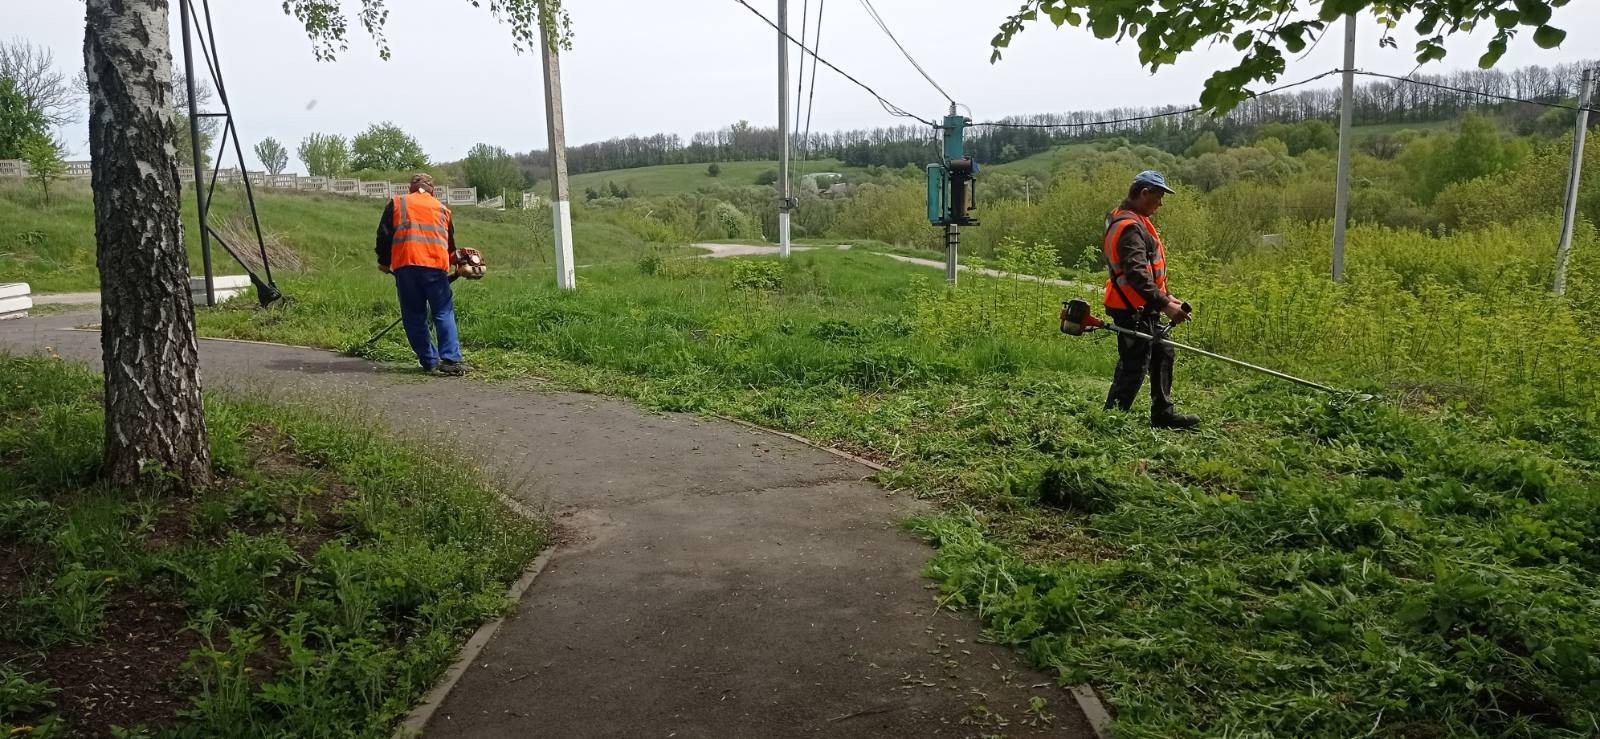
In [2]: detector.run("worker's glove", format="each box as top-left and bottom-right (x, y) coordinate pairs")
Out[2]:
(453, 248), (487, 280)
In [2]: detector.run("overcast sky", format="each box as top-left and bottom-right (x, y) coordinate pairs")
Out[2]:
(13, 0), (1598, 170)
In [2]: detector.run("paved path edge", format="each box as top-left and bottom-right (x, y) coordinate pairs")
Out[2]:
(395, 547), (558, 738)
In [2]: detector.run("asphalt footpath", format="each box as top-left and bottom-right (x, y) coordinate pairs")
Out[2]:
(0, 312), (1094, 738)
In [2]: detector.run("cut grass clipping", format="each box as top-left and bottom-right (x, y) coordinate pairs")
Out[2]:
(0, 354), (542, 737)
(194, 244), (1600, 737)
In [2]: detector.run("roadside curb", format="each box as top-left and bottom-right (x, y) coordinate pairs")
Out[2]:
(710, 413), (889, 472)
(710, 413), (1117, 739)
(395, 546), (558, 738)
(64, 326), (328, 353)
(1071, 684), (1116, 738)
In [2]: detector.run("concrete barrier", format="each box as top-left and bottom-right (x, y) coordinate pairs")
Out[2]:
(0, 283), (32, 320)
(189, 275), (253, 305)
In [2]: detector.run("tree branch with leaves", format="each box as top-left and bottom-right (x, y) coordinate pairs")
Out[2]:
(989, 0), (1573, 112)
(279, 0), (573, 61)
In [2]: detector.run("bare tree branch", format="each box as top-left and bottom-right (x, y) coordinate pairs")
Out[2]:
(0, 37), (84, 127)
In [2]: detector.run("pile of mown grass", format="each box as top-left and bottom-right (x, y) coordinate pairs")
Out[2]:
(191, 245), (1600, 736)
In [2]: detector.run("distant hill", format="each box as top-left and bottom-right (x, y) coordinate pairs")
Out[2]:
(0, 180), (657, 293)
(565, 158), (862, 199)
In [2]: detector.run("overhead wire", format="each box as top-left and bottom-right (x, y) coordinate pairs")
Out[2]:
(855, 0), (955, 105)
(732, 0), (935, 127)
(971, 68), (1599, 130)
(794, 0), (809, 135)
(969, 69), (1345, 129)
(729, 2), (1597, 144)
(796, 0), (827, 179)
(1351, 69), (1600, 113)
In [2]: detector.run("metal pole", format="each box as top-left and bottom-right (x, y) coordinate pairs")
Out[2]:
(540, 22), (576, 290)
(198, 0), (274, 291)
(179, 0), (215, 306)
(1331, 13), (1356, 283)
(777, 0), (792, 258)
(1100, 324), (1351, 396)
(944, 223), (958, 285)
(1555, 68), (1594, 296)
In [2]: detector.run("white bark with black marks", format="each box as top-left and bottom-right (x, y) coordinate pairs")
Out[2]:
(84, 0), (211, 490)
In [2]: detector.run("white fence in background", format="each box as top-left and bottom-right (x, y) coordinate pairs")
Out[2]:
(0, 160), (492, 207)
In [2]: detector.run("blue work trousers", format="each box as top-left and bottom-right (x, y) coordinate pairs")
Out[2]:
(392, 266), (461, 368)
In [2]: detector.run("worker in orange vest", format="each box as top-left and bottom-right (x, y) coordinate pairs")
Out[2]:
(1102, 171), (1198, 429)
(376, 174), (471, 376)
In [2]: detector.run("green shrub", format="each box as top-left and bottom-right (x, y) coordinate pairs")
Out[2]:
(728, 259), (785, 292)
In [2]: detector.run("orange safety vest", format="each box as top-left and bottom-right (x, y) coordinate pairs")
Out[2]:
(1102, 209), (1167, 311)
(390, 192), (453, 271)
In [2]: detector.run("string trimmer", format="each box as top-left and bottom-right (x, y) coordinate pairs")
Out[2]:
(1059, 298), (1372, 400)
(360, 248), (487, 348)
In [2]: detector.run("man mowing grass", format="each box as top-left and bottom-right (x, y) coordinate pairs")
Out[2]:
(376, 173), (473, 376)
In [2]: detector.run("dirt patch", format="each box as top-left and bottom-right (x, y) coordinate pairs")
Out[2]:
(0, 590), (198, 736)
(0, 542), (44, 602)
(0, 427), (359, 736)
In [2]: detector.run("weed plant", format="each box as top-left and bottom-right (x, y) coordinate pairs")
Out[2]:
(0, 355), (541, 736)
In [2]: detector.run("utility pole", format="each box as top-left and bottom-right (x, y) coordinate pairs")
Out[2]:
(540, 21), (576, 290)
(777, 0), (793, 258)
(945, 105), (959, 283)
(1331, 13), (1356, 283)
(178, 0), (215, 306)
(1555, 67), (1594, 296)
(927, 106), (975, 285)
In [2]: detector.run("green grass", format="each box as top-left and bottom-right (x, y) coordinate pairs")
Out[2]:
(987, 143), (1099, 180)
(0, 179), (663, 293)
(1348, 119), (1457, 140)
(986, 122), (1449, 180)
(0, 354), (542, 737)
(569, 158), (857, 198)
(189, 240), (1600, 737)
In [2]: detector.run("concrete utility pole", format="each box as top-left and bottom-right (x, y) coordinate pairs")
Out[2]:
(777, 0), (793, 258)
(1331, 13), (1356, 283)
(540, 25), (576, 290)
(178, 0), (215, 306)
(1555, 67), (1594, 296)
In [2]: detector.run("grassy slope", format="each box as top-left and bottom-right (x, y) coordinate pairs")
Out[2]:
(987, 143), (1099, 180)
(0, 180), (656, 293)
(193, 248), (1600, 736)
(0, 354), (541, 736)
(568, 158), (856, 197)
(989, 122), (1454, 180)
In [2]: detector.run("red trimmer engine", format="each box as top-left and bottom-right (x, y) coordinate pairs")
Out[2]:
(1059, 298), (1104, 336)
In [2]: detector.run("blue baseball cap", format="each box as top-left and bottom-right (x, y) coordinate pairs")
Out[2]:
(1132, 170), (1176, 194)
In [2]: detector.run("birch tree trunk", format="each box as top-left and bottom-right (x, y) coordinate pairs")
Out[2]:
(84, 0), (211, 490)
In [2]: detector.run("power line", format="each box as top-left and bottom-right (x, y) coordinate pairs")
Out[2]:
(794, 0), (809, 134)
(971, 67), (1600, 131)
(968, 70), (1345, 129)
(1353, 69), (1600, 113)
(855, 0), (954, 105)
(732, 0), (934, 127)
(797, 0), (826, 174)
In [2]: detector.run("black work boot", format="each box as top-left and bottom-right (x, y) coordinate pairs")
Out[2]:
(438, 360), (472, 377)
(1151, 410), (1201, 430)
